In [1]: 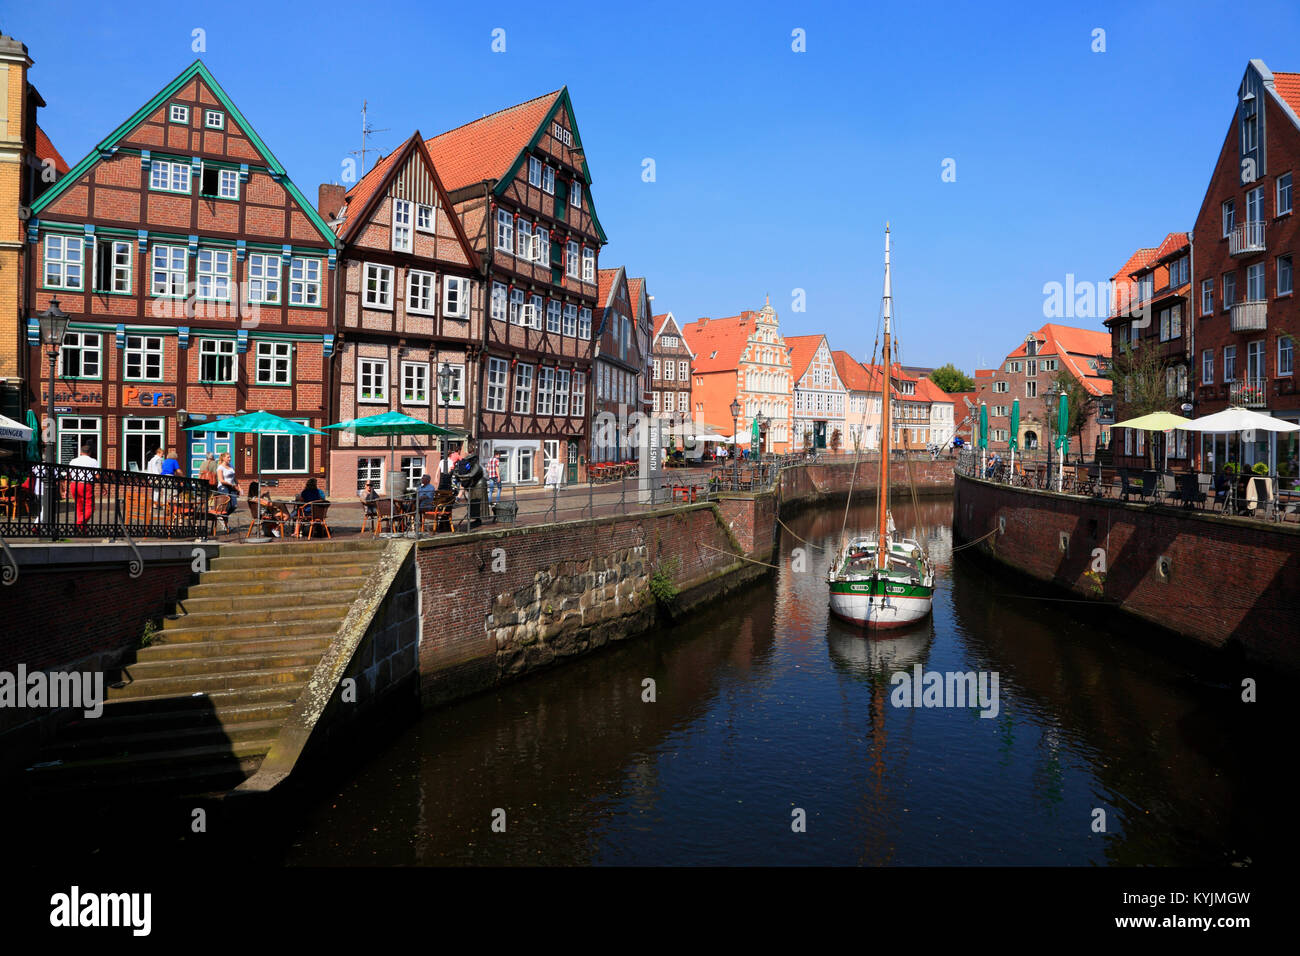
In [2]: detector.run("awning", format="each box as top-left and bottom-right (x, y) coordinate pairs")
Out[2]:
(0, 413), (34, 443)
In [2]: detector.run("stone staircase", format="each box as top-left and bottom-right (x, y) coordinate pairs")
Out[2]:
(22, 538), (388, 799)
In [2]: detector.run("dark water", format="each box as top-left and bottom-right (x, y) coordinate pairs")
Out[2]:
(274, 498), (1262, 866)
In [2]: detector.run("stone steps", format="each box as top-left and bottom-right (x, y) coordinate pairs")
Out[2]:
(23, 539), (391, 799)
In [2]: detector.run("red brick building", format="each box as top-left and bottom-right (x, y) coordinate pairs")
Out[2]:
(26, 61), (336, 493)
(319, 132), (483, 494)
(425, 88), (604, 486)
(1104, 236), (1194, 469)
(1190, 59), (1299, 474)
(975, 324), (1112, 460)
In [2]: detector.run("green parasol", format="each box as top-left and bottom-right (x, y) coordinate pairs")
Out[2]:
(978, 403), (988, 448)
(1009, 399), (1020, 451)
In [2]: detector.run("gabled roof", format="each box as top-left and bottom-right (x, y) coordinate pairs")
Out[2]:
(331, 132), (481, 271)
(627, 277), (645, 321)
(784, 334), (826, 383)
(34, 125), (68, 175)
(30, 60), (335, 243)
(1007, 324), (1113, 396)
(652, 312), (695, 358)
(863, 362), (919, 399)
(680, 312), (763, 373)
(594, 265), (627, 337)
(1148, 231), (1190, 265)
(424, 86), (607, 243)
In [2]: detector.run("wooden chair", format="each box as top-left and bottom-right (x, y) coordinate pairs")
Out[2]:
(297, 501), (331, 539)
(420, 489), (459, 533)
(247, 497), (287, 539)
(373, 498), (412, 535)
(207, 493), (233, 535)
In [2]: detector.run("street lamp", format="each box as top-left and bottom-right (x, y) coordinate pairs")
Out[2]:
(37, 298), (71, 539)
(729, 397), (740, 488)
(756, 412), (768, 467)
(437, 361), (453, 429)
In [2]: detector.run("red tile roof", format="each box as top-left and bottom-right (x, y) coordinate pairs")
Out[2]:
(1007, 323), (1112, 396)
(784, 334), (825, 382)
(1149, 231), (1190, 264)
(597, 267), (619, 306)
(831, 351), (882, 393)
(424, 90), (561, 193)
(626, 277), (645, 321)
(338, 136), (411, 235)
(1273, 71), (1300, 119)
(681, 312), (761, 373)
(914, 377), (953, 404)
(34, 125), (68, 175)
(653, 312), (673, 337)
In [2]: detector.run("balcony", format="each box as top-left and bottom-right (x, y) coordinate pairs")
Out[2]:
(1229, 299), (1267, 332)
(1228, 220), (1266, 257)
(1229, 378), (1268, 408)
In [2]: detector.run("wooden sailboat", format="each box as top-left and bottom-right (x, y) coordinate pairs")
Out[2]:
(827, 224), (935, 628)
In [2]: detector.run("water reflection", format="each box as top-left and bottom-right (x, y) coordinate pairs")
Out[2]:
(276, 495), (1259, 867)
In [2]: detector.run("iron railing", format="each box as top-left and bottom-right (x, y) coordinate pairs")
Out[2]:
(0, 461), (214, 539)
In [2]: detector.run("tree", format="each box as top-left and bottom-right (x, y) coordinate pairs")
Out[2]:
(929, 363), (975, 393)
(1045, 371), (1091, 463)
(1106, 341), (1170, 467)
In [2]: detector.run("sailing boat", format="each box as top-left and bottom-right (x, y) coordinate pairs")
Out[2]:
(827, 224), (935, 628)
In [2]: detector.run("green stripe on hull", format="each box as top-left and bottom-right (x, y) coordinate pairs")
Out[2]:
(829, 580), (933, 599)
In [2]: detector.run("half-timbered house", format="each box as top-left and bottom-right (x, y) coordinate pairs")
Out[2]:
(26, 61), (336, 494)
(425, 88), (605, 485)
(319, 132), (482, 493)
(591, 266), (643, 464)
(651, 312), (694, 424)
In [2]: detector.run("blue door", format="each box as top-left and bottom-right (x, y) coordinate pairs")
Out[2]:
(189, 430), (233, 475)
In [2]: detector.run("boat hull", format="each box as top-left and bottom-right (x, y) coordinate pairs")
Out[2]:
(828, 579), (933, 629)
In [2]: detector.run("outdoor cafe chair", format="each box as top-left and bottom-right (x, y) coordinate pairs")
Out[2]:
(420, 489), (459, 533)
(373, 497), (409, 535)
(207, 493), (233, 535)
(297, 501), (332, 539)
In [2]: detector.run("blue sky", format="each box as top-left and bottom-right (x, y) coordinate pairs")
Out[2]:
(8, 0), (1300, 370)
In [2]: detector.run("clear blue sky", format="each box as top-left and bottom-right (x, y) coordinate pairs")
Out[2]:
(8, 0), (1300, 371)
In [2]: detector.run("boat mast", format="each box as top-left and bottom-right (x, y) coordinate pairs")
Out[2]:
(876, 224), (892, 570)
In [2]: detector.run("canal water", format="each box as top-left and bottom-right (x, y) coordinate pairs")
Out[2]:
(273, 497), (1262, 866)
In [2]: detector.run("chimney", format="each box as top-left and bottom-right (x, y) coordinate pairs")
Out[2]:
(318, 183), (347, 221)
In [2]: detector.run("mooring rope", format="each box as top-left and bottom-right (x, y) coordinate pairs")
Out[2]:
(950, 527), (999, 553)
(694, 539), (784, 570)
(777, 515), (827, 551)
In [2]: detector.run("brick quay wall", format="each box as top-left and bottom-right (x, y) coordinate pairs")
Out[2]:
(413, 458), (957, 707)
(952, 473), (1300, 674)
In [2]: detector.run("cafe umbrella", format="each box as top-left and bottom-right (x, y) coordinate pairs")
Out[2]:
(1111, 411), (1190, 473)
(1055, 390), (1069, 491)
(1008, 399), (1019, 478)
(1180, 406), (1300, 475)
(978, 402), (988, 477)
(323, 411), (466, 530)
(185, 411), (325, 540)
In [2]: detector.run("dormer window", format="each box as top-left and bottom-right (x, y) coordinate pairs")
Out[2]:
(204, 110), (225, 130)
(169, 104), (189, 124)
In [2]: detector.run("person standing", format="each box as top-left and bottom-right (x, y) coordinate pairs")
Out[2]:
(483, 450), (501, 505)
(69, 442), (99, 527)
(216, 451), (239, 531)
(146, 446), (165, 476)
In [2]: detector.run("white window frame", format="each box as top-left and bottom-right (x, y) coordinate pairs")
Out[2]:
(1201, 278), (1214, 316)
(563, 303), (577, 337)
(407, 270), (437, 315)
(512, 363), (534, 414)
(1278, 172), (1293, 216)
(1279, 336), (1294, 376)
(1222, 200), (1235, 237)
(572, 371), (586, 417)
(289, 257), (322, 306)
(1278, 255), (1293, 297)
(259, 418), (310, 474)
(536, 367), (555, 415)
(358, 457), (385, 493)
(571, 180), (582, 208)
(358, 357), (390, 404)
(486, 357), (509, 412)
(443, 275), (468, 317)
(416, 203), (435, 233)
(169, 104), (189, 124)
(509, 288), (525, 325)
(199, 338), (237, 384)
(44, 234), (84, 290)
(151, 244), (187, 298)
(59, 331), (102, 380)
(401, 361), (429, 405)
(1202, 349), (1214, 385)
(255, 341), (293, 385)
(123, 416), (168, 472)
(124, 334), (164, 382)
(149, 158), (191, 194)
(92, 238), (131, 294)
(435, 363), (465, 408)
(528, 294), (543, 330)
(490, 281), (508, 321)
(582, 248), (595, 282)
(1247, 261), (1265, 302)
(535, 226), (550, 264)
(204, 109), (224, 130)
(1224, 345), (1237, 383)
(566, 241), (580, 278)
(392, 199), (413, 252)
(579, 307), (592, 339)
(528, 156), (542, 188)
(546, 299), (562, 334)
(196, 247), (233, 301)
(364, 263), (395, 310)
(246, 253), (281, 304)
(516, 219), (533, 260)
(496, 209), (514, 255)
(555, 369), (571, 417)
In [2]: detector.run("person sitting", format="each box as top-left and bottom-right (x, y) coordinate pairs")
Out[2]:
(417, 473), (437, 512)
(251, 482), (289, 537)
(291, 477), (326, 533)
(1213, 467), (1232, 510)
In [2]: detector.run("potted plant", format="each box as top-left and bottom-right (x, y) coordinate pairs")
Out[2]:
(1251, 462), (1270, 476)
